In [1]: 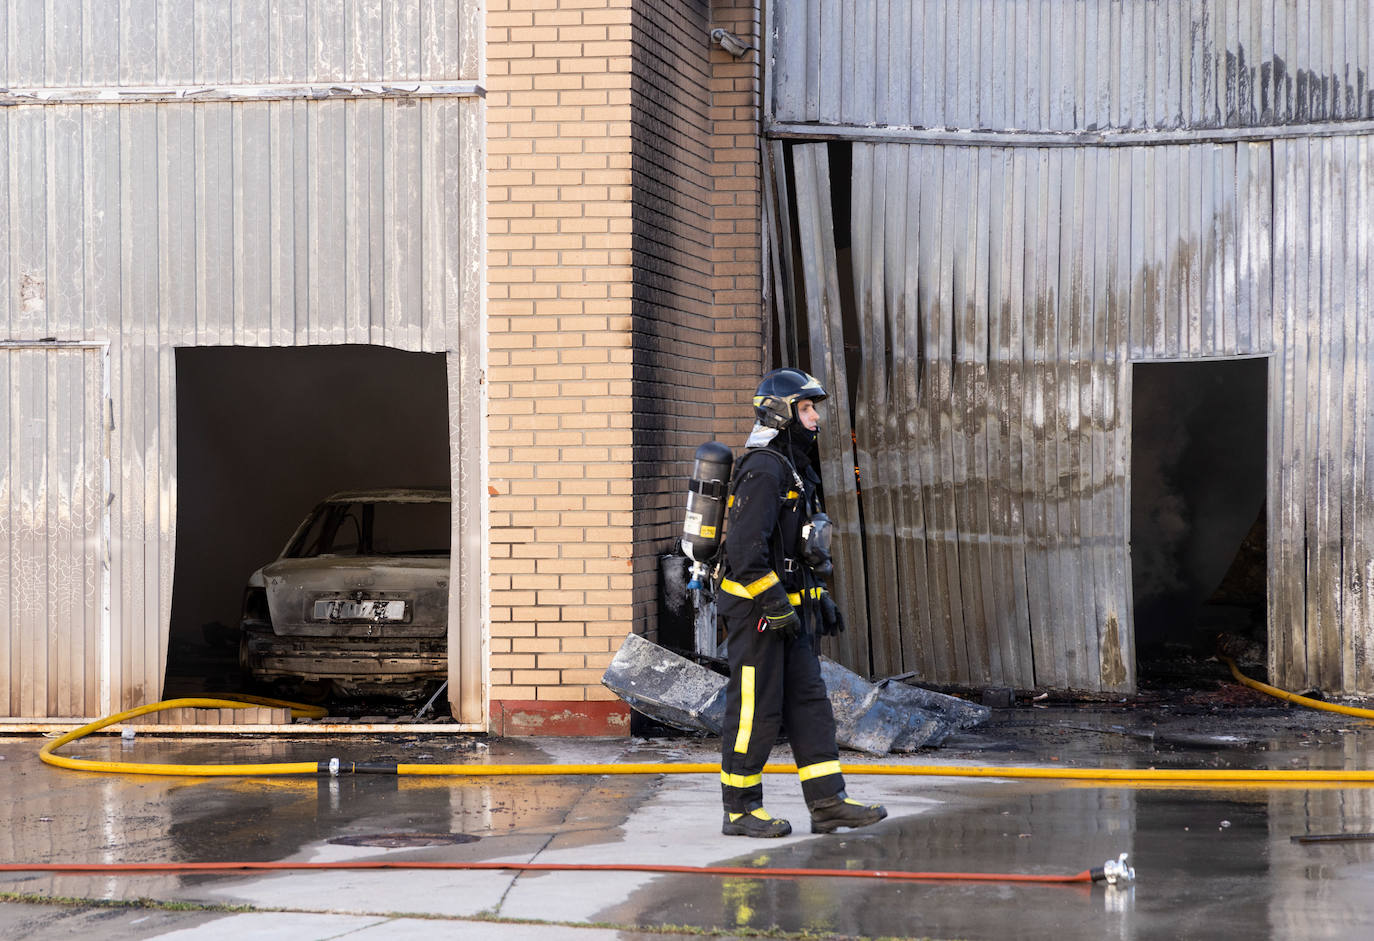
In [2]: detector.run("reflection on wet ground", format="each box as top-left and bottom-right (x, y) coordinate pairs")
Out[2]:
(601, 783), (1374, 940)
(0, 734), (662, 902)
(4, 701), (1374, 939)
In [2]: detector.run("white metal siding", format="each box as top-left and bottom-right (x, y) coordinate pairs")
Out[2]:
(1270, 136), (1374, 693)
(0, 1), (484, 720)
(2, 1), (467, 87)
(2, 100), (467, 350)
(0, 346), (106, 717)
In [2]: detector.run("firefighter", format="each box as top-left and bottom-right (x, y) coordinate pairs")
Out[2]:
(717, 367), (888, 837)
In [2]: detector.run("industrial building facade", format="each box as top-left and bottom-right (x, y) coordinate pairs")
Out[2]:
(6, 0), (1374, 732)
(0, 1), (487, 724)
(0, 0), (767, 730)
(770, 0), (1374, 695)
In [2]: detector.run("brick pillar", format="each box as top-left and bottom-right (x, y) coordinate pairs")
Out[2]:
(485, 0), (766, 735)
(486, 0), (636, 735)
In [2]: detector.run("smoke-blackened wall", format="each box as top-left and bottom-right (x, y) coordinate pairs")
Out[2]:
(629, 0), (765, 647)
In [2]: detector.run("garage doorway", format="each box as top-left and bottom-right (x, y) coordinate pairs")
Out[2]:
(1130, 358), (1268, 683)
(167, 346), (451, 713)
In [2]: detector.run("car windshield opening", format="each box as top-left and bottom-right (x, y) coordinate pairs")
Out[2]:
(288, 499), (450, 557)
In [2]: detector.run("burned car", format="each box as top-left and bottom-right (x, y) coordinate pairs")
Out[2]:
(239, 489), (451, 698)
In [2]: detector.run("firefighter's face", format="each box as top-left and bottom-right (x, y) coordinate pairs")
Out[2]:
(796, 398), (820, 432)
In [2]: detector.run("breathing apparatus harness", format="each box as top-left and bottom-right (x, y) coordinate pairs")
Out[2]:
(681, 367), (842, 638)
(681, 436), (839, 638)
(745, 444), (831, 637)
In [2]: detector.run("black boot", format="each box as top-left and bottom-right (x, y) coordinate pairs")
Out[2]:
(808, 792), (887, 834)
(722, 806), (792, 838)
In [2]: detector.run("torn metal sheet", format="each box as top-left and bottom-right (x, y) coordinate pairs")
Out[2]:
(601, 633), (727, 735)
(603, 635), (988, 753)
(822, 659), (940, 755)
(821, 658), (991, 756)
(874, 675), (993, 730)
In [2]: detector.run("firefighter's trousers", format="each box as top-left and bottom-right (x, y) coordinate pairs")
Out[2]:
(719, 611), (845, 812)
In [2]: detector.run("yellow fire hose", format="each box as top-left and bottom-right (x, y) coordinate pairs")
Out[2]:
(36, 660), (1374, 785)
(1217, 654), (1374, 719)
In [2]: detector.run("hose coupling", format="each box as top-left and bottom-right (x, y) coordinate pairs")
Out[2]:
(1092, 852), (1135, 886)
(329, 757), (341, 777)
(686, 560), (709, 591)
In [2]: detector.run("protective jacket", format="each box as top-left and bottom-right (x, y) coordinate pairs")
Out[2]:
(716, 440), (825, 628)
(716, 433), (845, 813)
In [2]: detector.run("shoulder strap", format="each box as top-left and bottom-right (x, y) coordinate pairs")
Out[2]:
(730, 448), (805, 586)
(735, 446), (804, 493)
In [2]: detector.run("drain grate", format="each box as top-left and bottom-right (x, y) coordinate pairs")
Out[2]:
(329, 832), (479, 848)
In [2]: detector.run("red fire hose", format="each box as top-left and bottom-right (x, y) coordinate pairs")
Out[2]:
(0, 855), (1134, 886)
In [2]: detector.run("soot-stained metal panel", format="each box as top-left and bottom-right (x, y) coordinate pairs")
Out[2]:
(784, 140), (1277, 692)
(769, 0), (1374, 695)
(1271, 136), (1374, 693)
(772, 0), (1374, 133)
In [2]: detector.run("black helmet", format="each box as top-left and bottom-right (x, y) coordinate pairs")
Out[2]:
(753, 368), (828, 429)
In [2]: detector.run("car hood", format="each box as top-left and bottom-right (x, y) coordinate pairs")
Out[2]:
(261, 556), (450, 638)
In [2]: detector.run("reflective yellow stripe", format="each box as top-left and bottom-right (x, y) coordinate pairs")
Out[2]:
(743, 572), (780, 596)
(721, 572), (781, 600)
(720, 579), (751, 599)
(722, 578), (826, 604)
(797, 760), (843, 782)
(720, 770), (763, 788)
(733, 666), (755, 754)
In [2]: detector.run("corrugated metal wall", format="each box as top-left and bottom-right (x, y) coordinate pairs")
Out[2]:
(770, 0), (1374, 693)
(0, 1), (484, 719)
(1271, 136), (1374, 692)
(0, 2), (467, 86)
(774, 0), (1374, 131)
(790, 140), (1272, 690)
(0, 345), (107, 716)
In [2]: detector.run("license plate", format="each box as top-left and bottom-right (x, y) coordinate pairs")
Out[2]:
(313, 599), (406, 621)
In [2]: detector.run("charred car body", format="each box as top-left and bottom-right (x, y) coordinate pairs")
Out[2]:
(239, 489), (451, 698)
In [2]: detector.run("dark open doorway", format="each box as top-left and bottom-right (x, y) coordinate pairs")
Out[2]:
(1131, 359), (1268, 682)
(167, 345), (451, 711)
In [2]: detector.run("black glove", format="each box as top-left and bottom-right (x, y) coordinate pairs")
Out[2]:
(819, 591), (846, 636)
(759, 595), (801, 640)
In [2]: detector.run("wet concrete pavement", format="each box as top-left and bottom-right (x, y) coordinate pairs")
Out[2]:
(4, 697), (1374, 939)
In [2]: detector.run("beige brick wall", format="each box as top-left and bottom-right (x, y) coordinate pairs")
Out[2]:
(487, 0), (636, 706)
(486, 0), (764, 713)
